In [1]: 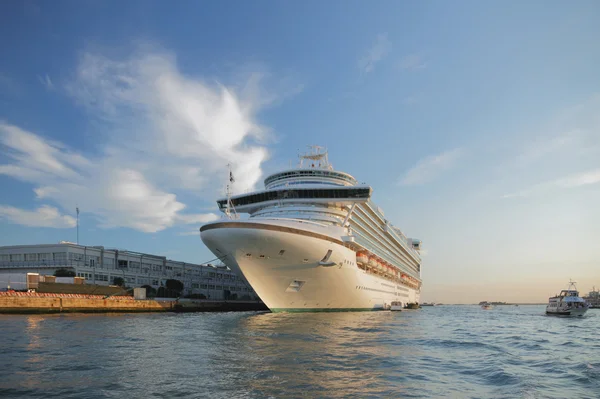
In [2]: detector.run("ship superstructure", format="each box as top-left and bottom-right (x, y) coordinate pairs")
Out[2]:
(584, 286), (599, 309)
(200, 146), (422, 312)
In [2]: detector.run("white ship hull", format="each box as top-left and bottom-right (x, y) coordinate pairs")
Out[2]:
(201, 221), (419, 312)
(545, 307), (588, 317)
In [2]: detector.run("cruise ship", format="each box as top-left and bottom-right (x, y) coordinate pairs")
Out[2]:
(200, 146), (423, 312)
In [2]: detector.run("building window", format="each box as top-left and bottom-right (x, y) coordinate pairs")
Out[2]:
(53, 252), (67, 261)
(69, 253), (83, 261)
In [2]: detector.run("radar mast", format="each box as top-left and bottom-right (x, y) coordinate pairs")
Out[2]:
(298, 145), (333, 170)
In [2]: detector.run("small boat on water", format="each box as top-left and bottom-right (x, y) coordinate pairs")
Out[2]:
(390, 301), (403, 311)
(481, 302), (493, 310)
(421, 302), (436, 307)
(546, 280), (589, 317)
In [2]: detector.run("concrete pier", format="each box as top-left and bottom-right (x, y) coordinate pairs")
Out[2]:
(0, 292), (268, 314)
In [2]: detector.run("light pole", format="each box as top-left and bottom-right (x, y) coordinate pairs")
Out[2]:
(76, 206), (79, 245)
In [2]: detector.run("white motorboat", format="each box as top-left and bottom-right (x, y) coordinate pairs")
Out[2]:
(546, 280), (589, 317)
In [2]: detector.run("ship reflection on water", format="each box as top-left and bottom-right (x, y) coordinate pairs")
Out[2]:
(239, 311), (426, 398)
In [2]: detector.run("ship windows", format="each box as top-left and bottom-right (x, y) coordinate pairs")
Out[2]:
(245, 253), (252, 258)
(217, 187), (371, 208)
(259, 255), (265, 259)
(279, 250), (285, 256)
(303, 258), (309, 263)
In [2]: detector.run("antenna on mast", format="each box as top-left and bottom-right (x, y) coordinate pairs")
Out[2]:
(76, 206), (80, 245)
(225, 163), (238, 219)
(298, 145), (333, 170)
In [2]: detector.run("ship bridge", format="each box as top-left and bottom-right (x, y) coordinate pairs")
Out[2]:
(264, 146), (358, 189)
(217, 186), (372, 214)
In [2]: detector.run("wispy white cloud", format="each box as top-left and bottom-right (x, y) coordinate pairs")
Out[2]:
(0, 205), (75, 228)
(358, 34), (391, 74)
(505, 94), (600, 169)
(0, 45), (295, 233)
(174, 213), (219, 224)
(397, 54), (427, 71)
(65, 48), (273, 194)
(0, 122), (205, 233)
(496, 93), (600, 198)
(37, 74), (54, 90)
(508, 130), (590, 170)
(399, 148), (463, 186)
(503, 169), (600, 198)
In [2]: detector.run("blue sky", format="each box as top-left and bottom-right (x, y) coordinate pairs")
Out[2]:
(1, 1), (599, 303)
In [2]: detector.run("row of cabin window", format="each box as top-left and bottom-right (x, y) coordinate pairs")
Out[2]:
(265, 170), (356, 186)
(219, 188), (370, 208)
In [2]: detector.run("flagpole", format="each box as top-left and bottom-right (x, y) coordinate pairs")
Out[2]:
(226, 163), (236, 219)
(76, 206), (79, 245)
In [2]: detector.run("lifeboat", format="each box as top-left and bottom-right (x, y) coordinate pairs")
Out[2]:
(356, 252), (369, 264)
(368, 257), (378, 268)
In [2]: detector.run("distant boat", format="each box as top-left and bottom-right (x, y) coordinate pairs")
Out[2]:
(584, 286), (599, 309)
(480, 302), (493, 310)
(421, 302), (436, 306)
(390, 301), (403, 311)
(546, 280), (588, 317)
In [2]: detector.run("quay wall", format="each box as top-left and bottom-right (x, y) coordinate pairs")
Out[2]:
(0, 292), (268, 314)
(37, 282), (130, 296)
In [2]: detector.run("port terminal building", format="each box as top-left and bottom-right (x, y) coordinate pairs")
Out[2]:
(0, 242), (256, 300)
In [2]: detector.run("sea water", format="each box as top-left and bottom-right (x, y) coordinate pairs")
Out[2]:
(0, 305), (598, 398)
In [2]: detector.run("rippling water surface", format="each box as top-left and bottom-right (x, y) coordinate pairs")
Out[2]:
(0, 305), (598, 398)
